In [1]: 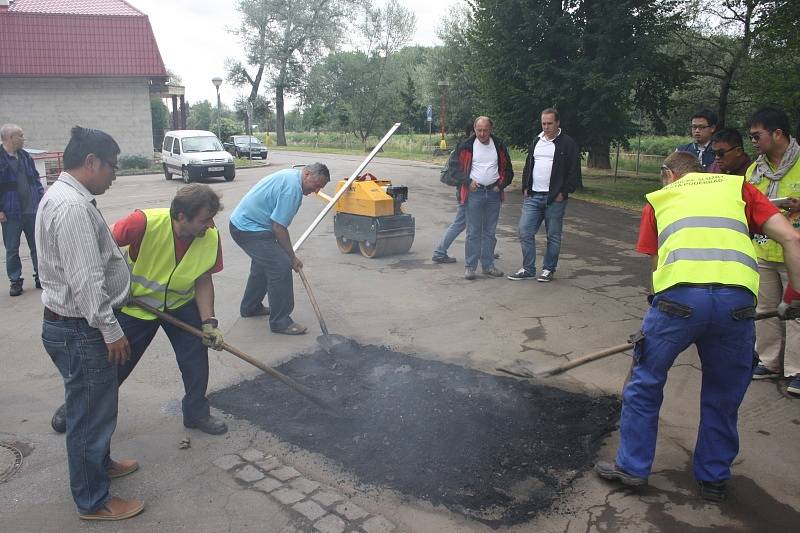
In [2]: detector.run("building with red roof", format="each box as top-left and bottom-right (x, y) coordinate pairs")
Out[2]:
(0, 0), (169, 157)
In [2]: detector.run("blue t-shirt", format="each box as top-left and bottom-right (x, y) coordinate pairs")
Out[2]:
(230, 169), (303, 232)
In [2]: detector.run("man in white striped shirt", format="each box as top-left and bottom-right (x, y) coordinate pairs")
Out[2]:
(36, 126), (144, 521)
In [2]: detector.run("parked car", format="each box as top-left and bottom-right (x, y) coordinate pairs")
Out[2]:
(224, 135), (269, 159)
(161, 130), (235, 183)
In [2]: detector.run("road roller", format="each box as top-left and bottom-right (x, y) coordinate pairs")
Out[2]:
(325, 172), (415, 258)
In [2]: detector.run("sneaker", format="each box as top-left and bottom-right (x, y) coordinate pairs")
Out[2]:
(432, 253), (457, 264)
(507, 268), (536, 281)
(184, 414), (228, 435)
(698, 480), (727, 502)
(752, 364), (781, 380)
(9, 279), (22, 297)
(482, 267), (504, 277)
(241, 305), (270, 317)
(594, 461), (647, 486)
(787, 376), (800, 397)
(537, 269), (554, 282)
(464, 268), (476, 280)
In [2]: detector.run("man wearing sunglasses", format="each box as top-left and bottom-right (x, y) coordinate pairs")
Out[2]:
(746, 106), (800, 397)
(708, 128), (751, 176)
(676, 109), (719, 171)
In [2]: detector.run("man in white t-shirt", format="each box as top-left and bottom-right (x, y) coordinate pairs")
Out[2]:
(457, 116), (514, 280)
(508, 108), (580, 282)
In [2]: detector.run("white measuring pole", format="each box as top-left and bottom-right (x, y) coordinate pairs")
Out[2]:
(293, 123), (401, 252)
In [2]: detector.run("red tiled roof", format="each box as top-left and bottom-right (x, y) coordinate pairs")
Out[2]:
(9, 0), (144, 16)
(0, 10), (167, 77)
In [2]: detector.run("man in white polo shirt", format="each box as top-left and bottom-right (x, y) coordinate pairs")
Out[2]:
(454, 116), (514, 280)
(509, 108), (580, 282)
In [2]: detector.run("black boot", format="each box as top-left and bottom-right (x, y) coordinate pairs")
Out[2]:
(51, 403), (66, 433)
(34, 275), (42, 289)
(9, 279), (23, 297)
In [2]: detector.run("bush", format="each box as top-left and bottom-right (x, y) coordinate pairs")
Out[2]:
(119, 155), (153, 169)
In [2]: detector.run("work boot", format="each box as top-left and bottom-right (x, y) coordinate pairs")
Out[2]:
(594, 461), (647, 486)
(34, 275), (42, 289)
(79, 496), (145, 521)
(9, 279), (23, 297)
(698, 480), (727, 502)
(108, 459), (139, 479)
(184, 414), (228, 435)
(51, 403), (66, 433)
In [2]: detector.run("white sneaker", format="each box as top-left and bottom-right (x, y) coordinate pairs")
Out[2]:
(537, 269), (554, 282)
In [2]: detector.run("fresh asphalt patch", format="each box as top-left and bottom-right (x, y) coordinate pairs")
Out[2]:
(210, 342), (621, 526)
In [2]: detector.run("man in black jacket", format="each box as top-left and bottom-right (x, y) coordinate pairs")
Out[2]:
(508, 108), (580, 282)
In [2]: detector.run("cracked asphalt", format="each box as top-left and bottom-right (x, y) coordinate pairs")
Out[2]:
(1, 151), (798, 532)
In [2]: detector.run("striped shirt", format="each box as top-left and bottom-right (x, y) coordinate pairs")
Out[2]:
(35, 172), (130, 342)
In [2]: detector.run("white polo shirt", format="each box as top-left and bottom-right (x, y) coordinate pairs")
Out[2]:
(470, 137), (499, 186)
(532, 130), (560, 192)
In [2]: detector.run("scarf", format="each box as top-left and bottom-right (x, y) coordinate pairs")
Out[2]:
(749, 136), (800, 198)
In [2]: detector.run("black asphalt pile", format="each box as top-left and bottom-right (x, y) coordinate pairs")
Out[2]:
(210, 342), (620, 526)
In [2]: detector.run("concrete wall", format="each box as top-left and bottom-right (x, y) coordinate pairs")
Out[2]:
(0, 77), (155, 159)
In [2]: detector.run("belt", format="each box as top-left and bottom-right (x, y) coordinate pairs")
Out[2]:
(44, 307), (84, 321)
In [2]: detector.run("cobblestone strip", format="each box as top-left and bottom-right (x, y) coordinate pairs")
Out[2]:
(214, 448), (396, 532)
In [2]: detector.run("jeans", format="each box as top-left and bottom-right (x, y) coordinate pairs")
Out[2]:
(518, 193), (567, 274)
(615, 285), (755, 482)
(433, 203), (466, 258)
(116, 302), (210, 422)
(465, 187), (501, 271)
(42, 318), (117, 515)
(754, 259), (800, 377)
(1, 214), (38, 282)
(230, 222), (295, 331)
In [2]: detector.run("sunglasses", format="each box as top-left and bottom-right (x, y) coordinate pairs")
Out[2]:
(713, 146), (738, 158)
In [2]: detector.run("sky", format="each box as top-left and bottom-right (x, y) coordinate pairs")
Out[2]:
(125, 0), (462, 109)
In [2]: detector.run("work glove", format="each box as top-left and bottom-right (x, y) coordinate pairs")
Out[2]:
(201, 322), (225, 350)
(777, 285), (800, 320)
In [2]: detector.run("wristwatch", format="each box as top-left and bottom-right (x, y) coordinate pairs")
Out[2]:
(202, 317), (219, 327)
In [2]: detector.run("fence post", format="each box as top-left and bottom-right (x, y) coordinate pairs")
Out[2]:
(614, 143), (620, 183)
(636, 131), (642, 178)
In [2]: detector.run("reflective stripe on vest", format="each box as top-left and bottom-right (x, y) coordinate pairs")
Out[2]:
(646, 173), (759, 296)
(747, 159), (800, 263)
(121, 208), (218, 320)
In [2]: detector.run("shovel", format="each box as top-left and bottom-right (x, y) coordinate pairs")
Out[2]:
(297, 269), (353, 355)
(501, 310), (779, 379)
(131, 299), (340, 413)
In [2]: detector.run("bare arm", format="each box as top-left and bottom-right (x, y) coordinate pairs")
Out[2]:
(272, 220), (302, 272)
(194, 272), (215, 321)
(762, 213), (800, 288)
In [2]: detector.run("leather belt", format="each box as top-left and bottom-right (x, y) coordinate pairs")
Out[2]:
(44, 307), (84, 321)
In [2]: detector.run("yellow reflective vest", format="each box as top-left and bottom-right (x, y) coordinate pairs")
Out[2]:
(747, 159), (800, 263)
(646, 173), (759, 297)
(121, 208), (219, 320)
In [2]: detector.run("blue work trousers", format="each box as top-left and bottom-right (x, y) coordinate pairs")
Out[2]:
(2, 214), (38, 281)
(230, 222), (295, 332)
(518, 193), (567, 274)
(433, 202), (466, 258)
(116, 301), (210, 422)
(615, 285), (756, 482)
(465, 187), (501, 271)
(42, 318), (117, 515)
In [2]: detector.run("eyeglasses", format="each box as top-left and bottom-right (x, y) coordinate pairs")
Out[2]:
(691, 124), (711, 130)
(749, 130), (770, 141)
(713, 146), (738, 158)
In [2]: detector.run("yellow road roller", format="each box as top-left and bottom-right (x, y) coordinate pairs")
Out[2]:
(326, 173), (415, 258)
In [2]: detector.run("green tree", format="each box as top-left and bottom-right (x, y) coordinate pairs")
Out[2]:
(188, 100), (214, 131)
(227, 0), (357, 146)
(468, 0), (682, 168)
(150, 98), (170, 149)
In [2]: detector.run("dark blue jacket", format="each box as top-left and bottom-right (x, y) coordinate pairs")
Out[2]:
(676, 141), (716, 171)
(0, 147), (44, 219)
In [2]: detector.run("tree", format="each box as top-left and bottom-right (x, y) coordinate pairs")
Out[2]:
(468, 0), (682, 168)
(234, 94), (273, 134)
(227, 0), (357, 146)
(399, 73), (420, 133)
(188, 100), (214, 131)
(150, 98), (170, 149)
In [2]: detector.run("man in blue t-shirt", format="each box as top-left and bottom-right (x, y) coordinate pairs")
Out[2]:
(230, 163), (330, 334)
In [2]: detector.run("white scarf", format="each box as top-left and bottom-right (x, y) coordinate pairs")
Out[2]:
(749, 136), (800, 198)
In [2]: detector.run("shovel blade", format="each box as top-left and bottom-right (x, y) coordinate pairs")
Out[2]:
(317, 334), (354, 356)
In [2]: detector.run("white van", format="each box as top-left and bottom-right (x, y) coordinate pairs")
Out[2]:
(161, 130), (235, 183)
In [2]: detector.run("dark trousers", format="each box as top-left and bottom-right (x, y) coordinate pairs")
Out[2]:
(43, 318), (116, 514)
(1, 213), (38, 282)
(116, 301), (210, 422)
(230, 222), (295, 331)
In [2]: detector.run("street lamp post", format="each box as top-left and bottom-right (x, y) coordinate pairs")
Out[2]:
(437, 80), (450, 150)
(211, 77), (223, 139)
